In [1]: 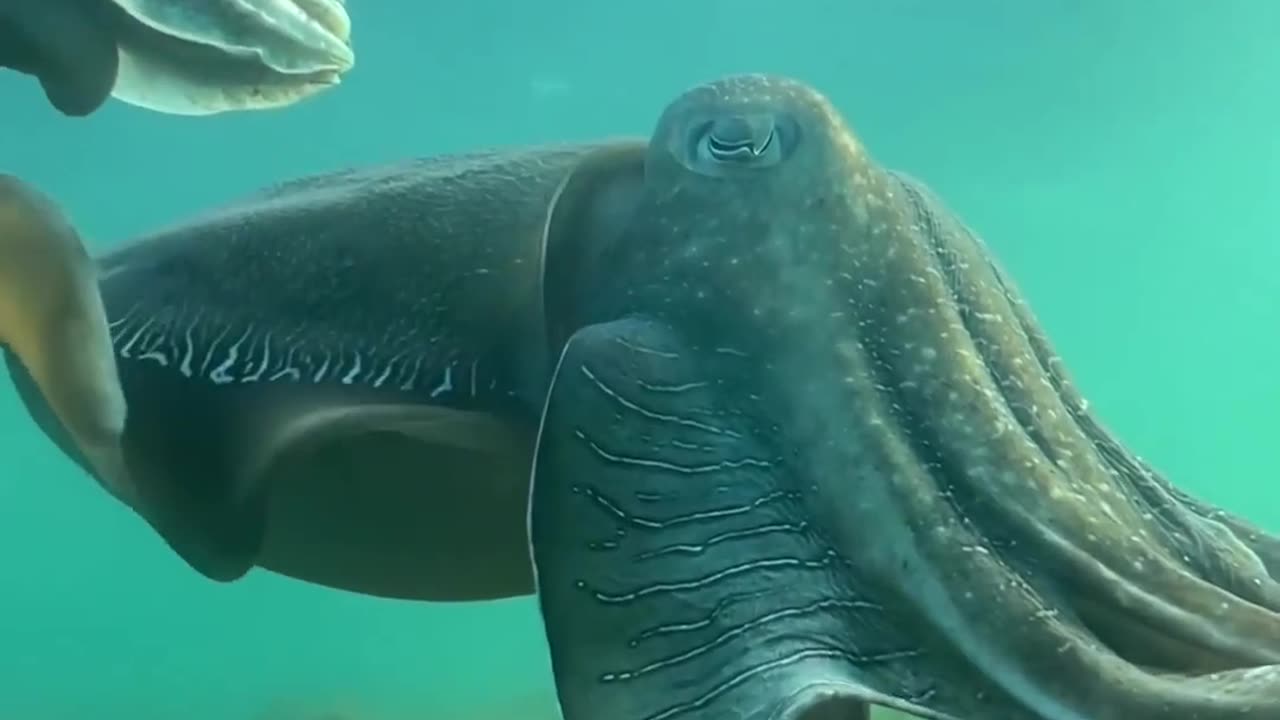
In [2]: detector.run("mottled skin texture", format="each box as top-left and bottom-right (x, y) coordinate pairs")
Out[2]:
(528, 74), (1280, 719)
(0, 0), (352, 117)
(5, 142), (648, 601)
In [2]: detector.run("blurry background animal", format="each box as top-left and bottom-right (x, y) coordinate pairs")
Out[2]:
(0, 0), (353, 117)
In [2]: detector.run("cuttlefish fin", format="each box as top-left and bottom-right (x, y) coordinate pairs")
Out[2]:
(0, 1), (119, 116)
(0, 175), (131, 498)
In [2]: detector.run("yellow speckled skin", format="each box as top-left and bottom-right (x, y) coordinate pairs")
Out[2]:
(528, 74), (1280, 720)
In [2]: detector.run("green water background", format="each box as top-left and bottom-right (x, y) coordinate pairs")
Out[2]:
(0, 2), (1276, 718)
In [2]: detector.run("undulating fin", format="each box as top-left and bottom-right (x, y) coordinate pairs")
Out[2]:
(0, 175), (131, 502)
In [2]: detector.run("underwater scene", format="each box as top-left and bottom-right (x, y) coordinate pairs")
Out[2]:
(0, 2), (1278, 719)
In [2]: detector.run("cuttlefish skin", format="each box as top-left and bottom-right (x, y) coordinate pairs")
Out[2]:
(0, 0), (353, 117)
(2, 141), (649, 601)
(527, 74), (1280, 719)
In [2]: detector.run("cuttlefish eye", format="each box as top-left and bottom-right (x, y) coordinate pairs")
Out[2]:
(689, 113), (794, 174)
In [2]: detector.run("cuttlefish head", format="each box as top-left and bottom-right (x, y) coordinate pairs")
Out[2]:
(527, 73), (1280, 720)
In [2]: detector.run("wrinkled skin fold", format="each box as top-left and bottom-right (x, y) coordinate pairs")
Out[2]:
(528, 74), (1280, 719)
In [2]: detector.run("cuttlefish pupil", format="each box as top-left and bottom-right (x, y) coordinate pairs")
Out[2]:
(701, 114), (779, 164)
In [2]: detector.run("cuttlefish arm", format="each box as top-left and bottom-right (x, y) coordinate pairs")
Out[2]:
(528, 73), (1280, 720)
(0, 1), (119, 116)
(530, 317), (961, 720)
(0, 175), (131, 501)
(891, 171), (1280, 664)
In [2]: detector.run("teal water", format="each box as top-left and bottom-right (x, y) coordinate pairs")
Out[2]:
(0, 3), (1277, 719)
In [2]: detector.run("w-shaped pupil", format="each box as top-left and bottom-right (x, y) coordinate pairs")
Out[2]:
(707, 115), (776, 161)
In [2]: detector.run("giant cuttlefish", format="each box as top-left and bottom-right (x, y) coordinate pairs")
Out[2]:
(1, 73), (1278, 719)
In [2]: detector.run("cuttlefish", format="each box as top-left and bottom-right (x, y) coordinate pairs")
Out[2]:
(3, 72), (1280, 718)
(0, 0), (353, 117)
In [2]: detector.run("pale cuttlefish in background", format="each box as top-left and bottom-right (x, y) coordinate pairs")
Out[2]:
(0, 0), (354, 116)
